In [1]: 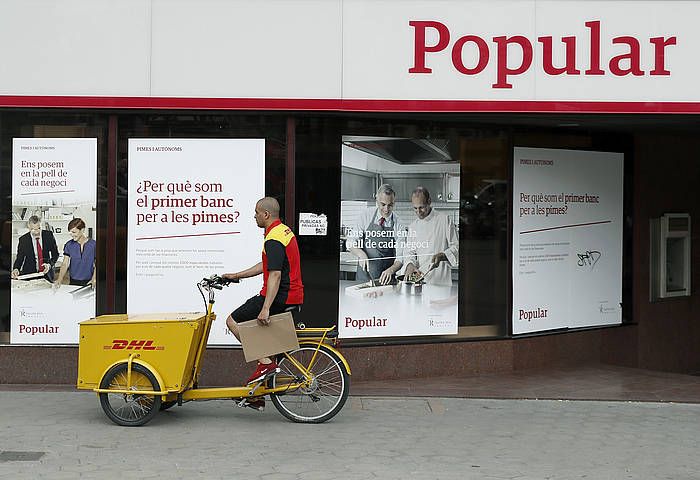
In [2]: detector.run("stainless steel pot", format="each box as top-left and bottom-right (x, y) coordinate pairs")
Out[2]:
(394, 275), (424, 296)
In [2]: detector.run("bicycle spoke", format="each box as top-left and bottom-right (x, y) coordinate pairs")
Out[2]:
(270, 346), (349, 423)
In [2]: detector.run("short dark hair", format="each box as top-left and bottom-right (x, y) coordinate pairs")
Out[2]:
(411, 186), (431, 203)
(68, 218), (86, 231)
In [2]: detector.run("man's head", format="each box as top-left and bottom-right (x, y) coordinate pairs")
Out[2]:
(254, 197), (280, 228)
(375, 184), (396, 219)
(27, 216), (42, 239)
(411, 186), (432, 220)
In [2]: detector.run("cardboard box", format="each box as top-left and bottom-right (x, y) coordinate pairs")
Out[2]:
(238, 312), (299, 362)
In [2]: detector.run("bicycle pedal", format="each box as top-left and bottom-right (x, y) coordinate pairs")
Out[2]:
(237, 398), (265, 412)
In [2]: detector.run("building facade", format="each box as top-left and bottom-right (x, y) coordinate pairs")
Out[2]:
(0, 0), (698, 384)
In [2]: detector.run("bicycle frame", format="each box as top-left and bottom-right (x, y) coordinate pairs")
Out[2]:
(166, 280), (348, 403)
(84, 275), (351, 425)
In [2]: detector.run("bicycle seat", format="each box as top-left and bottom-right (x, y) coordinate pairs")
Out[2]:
(283, 305), (302, 326)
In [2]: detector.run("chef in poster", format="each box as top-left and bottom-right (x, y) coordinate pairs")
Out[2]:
(403, 186), (459, 286)
(346, 184), (407, 285)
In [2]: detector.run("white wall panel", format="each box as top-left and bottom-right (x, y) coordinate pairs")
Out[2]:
(0, 0), (151, 96)
(150, 0), (342, 99)
(1, 0), (700, 104)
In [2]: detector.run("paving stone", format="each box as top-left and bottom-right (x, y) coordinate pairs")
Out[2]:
(0, 392), (699, 479)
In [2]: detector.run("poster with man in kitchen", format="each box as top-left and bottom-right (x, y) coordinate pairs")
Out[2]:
(338, 136), (459, 338)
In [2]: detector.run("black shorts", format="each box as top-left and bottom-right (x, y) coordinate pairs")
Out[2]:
(231, 295), (300, 322)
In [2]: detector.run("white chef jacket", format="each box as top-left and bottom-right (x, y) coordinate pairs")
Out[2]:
(403, 208), (459, 286)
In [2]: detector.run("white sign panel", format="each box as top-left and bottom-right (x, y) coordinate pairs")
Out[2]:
(11, 138), (97, 344)
(299, 213), (328, 236)
(3, 1), (700, 105)
(512, 147), (623, 334)
(127, 139), (265, 345)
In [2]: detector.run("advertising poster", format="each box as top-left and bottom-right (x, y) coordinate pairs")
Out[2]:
(11, 138), (97, 344)
(338, 136), (460, 338)
(127, 139), (264, 345)
(512, 147), (624, 334)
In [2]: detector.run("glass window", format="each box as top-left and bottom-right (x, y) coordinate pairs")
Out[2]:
(0, 110), (109, 343)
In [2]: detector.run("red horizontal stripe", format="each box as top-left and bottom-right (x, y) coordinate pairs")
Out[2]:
(2, 95), (700, 113)
(135, 231), (240, 240)
(520, 220), (612, 234)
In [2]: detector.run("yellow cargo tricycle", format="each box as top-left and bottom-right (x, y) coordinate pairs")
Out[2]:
(77, 275), (350, 426)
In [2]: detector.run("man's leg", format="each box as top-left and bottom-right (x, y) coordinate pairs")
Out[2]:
(226, 314), (271, 364)
(225, 315), (241, 341)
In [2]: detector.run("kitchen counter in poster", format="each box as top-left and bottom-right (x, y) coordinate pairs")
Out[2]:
(11, 279), (95, 344)
(338, 280), (458, 338)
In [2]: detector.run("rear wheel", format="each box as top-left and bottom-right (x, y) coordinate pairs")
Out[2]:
(269, 345), (349, 423)
(99, 363), (161, 426)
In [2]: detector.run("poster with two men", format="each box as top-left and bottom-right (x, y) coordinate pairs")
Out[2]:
(338, 136), (460, 338)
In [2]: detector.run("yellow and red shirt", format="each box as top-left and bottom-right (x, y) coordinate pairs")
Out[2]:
(261, 220), (304, 304)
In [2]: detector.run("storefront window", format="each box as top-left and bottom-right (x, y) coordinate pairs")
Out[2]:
(1, 109), (639, 346)
(294, 114), (510, 341)
(0, 111), (108, 344)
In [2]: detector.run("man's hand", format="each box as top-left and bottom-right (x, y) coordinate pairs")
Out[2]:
(404, 263), (419, 277)
(379, 268), (395, 285)
(257, 307), (271, 326)
(41, 263), (50, 274)
(222, 272), (239, 281)
(350, 249), (369, 274)
(358, 258), (370, 274)
(431, 252), (448, 265)
(10, 269), (19, 280)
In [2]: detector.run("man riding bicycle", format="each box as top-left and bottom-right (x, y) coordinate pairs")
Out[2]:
(223, 197), (304, 409)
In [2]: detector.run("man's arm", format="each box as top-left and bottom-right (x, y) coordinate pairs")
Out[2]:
(257, 270), (281, 325)
(223, 262), (263, 281)
(12, 235), (27, 275)
(430, 216), (459, 266)
(347, 209), (370, 271)
(402, 225), (420, 276)
(45, 232), (59, 268)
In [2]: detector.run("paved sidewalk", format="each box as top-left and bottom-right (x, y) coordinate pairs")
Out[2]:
(0, 391), (698, 479)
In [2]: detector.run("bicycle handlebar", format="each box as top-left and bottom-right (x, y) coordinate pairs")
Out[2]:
(199, 274), (239, 290)
(198, 274), (238, 309)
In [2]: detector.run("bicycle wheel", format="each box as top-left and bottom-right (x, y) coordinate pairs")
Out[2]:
(269, 345), (350, 423)
(99, 363), (162, 426)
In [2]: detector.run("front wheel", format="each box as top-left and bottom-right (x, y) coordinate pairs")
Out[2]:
(99, 363), (161, 426)
(269, 345), (350, 423)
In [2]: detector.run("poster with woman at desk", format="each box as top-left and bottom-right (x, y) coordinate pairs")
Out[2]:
(10, 138), (97, 344)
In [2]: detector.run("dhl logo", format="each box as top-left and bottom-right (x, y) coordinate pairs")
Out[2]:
(103, 339), (164, 351)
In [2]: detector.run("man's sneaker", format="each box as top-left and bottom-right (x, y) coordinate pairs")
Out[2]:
(246, 361), (279, 385)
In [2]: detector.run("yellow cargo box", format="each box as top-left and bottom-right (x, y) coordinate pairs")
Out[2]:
(77, 312), (208, 392)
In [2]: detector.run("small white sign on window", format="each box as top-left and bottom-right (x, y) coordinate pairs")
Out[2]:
(299, 213), (327, 236)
